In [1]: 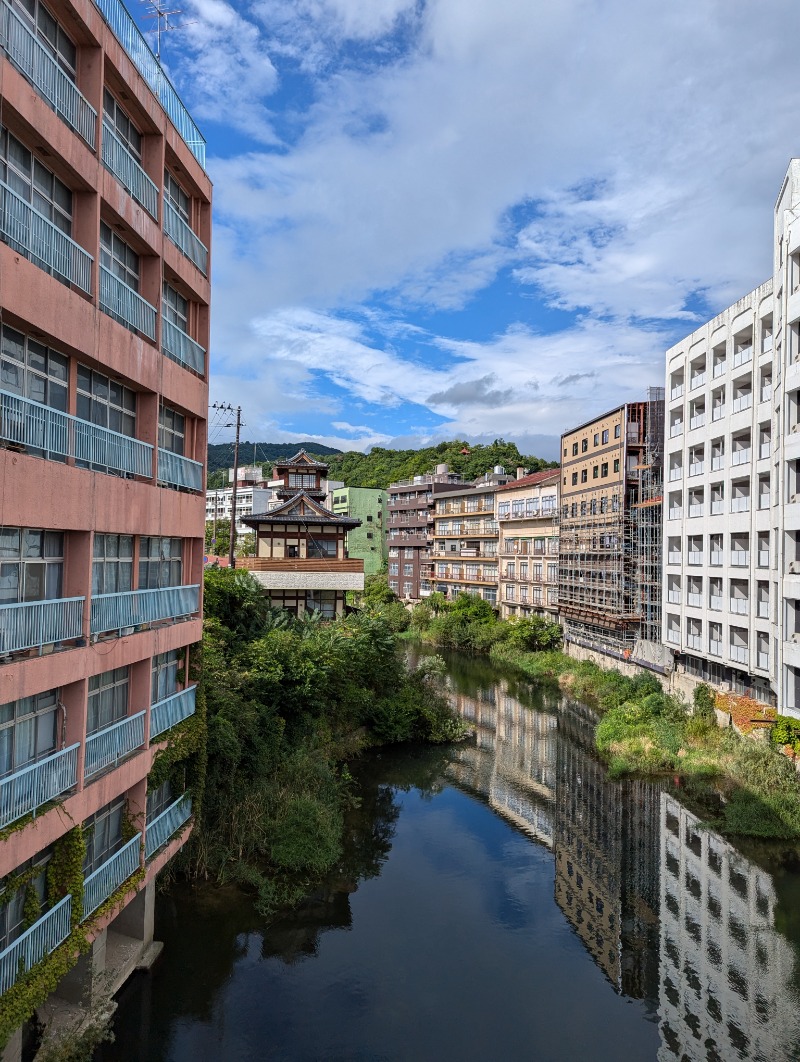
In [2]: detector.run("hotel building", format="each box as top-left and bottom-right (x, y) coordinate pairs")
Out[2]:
(0, 0), (210, 1051)
(496, 469), (560, 620)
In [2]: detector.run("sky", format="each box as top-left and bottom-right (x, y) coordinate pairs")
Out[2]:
(144, 0), (800, 460)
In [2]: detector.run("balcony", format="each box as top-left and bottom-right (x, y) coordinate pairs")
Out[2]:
(84, 711), (145, 779)
(669, 423), (683, 438)
(730, 645), (749, 665)
(668, 507), (682, 520)
(0, 743), (79, 829)
(710, 550), (723, 565)
(709, 639), (722, 656)
(689, 414), (706, 430)
(731, 395), (752, 414)
(667, 590), (681, 604)
(101, 119), (158, 219)
(99, 266), (157, 340)
(711, 407), (726, 422)
(0, 596), (84, 656)
(687, 593), (702, 607)
(150, 686), (197, 739)
(710, 596), (722, 610)
(711, 456), (724, 470)
(733, 345), (753, 367)
(729, 599), (749, 615)
(710, 500), (724, 515)
(687, 634), (702, 650)
(90, 584), (200, 635)
(161, 318), (206, 375)
(668, 467), (682, 482)
(670, 384), (684, 400)
(731, 449), (751, 466)
(81, 834), (142, 920)
(145, 794), (192, 860)
(688, 504), (703, 518)
(688, 462), (704, 477)
(730, 550), (749, 567)
(690, 372), (706, 390)
(712, 361), (726, 378)
(0, 178), (92, 293)
(0, 388), (153, 476)
(731, 497), (750, 513)
(666, 630), (680, 644)
(164, 200), (208, 275)
(667, 551), (681, 565)
(157, 448), (203, 492)
(0, 895), (72, 995)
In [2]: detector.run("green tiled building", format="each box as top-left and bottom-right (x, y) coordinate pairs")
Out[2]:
(328, 486), (387, 576)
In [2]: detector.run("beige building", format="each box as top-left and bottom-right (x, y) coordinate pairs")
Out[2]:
(430, 479), (507, 604)
(496, 470), (560, 620)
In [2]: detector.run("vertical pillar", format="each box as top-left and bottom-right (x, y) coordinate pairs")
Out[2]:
(62, 677), (88, 792)
(111, 878), (155, 945)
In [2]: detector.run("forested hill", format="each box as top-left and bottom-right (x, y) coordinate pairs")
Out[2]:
(207, 441), (342, 474)
(326, 440), (557, 488)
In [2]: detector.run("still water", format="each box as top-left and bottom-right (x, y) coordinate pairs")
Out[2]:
(99, 651), (800, 1062)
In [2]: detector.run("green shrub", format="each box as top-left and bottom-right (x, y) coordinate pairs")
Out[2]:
(693, 683), (717, 722)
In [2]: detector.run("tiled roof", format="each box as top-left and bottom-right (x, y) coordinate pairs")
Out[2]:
(496, 469), (560, 491)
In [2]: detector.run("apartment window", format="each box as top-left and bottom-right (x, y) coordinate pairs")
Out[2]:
(613, 459), (620, 473)
(164, 170), (190, 223)
(103, 90), (142, 160)
(404, 548), (414, 558)
(389, 580), (398, 591)
(547, 563), (558, 582)
(0, 125), (72, 237)
(77, 365), (137, 443)
(572, 443), (578, 456)
(582, 469), (589, 483)
(100, 222), (139, 291)
(366, 532), (373, 540)
(83, 797), (125, 875)
(601, 463), (608, 477)
(306, 589), (336, 619)
(138, 537), (182, 589)
(570, 503), (577, 517)
(92, 534), (133, 594)
(146, 779), (174, 822)
(0, 689), (58, 778)
(12, 0), (76, 76)
(1, 325), (68, 440)
(403, 564), (413, 576)
(571, 473), (578, 486)
(389, 563), (399, 576)
(87, 667), (129, 735)
(602, 429), (609, 444)
(159, 404), (185, 456)
(0, 527), (62, 603)
(592, 466), (598, 479)
(593, 433), (599, 446)
(580, 502), (587, 516)
(162, 282), (189, 333)
(581, 439), (588, 453)
(152, 650), (180, 703)
(614, 424), (621, 438)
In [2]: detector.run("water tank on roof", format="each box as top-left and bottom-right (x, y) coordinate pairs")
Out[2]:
(494, 465), (505, 475)
(436, 463), (448, 474)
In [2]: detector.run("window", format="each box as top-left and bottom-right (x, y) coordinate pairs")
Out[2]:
(614, 424), (621, 438)
(138, 537), (182, 589)
(159, 404), (185, 456)
(547, 563), (558, 582)
(307, 538), (336, 558)
(152, 650), (180, 703)
(366, 515), (373, 522)
(0, 847), (51, 952)
(613, 459), (620, 473)
(0, 689), (58, 777)
(13, 0), (76, 77)
(593, 433), (599, 446)
(404, 548), (414, 558)
(92, 534), (133, 594)
(403, 564), (413, 576)
(580, 501), (587, 516)
(571, 473), (578, 485)
(100, 222), (139, 291)
(76, 365), (137, 444)
(83, 797), (125, 875)
(288, 473), (316, 489)
(162, 282), (189, 333)
(146, 779), (174, 822)
(87, 667), (128, 735)
(366, 532), (373, 540)
(602, 429), (609, 444)
(581, 469), (588, 483)
(103, 90), (142, 160)
(1, 326), (68, 456)
(601, 463), (609, 477)
(572, 442), (578, 456)
(0, 125), (72, 236)
(0, 527), (63, 603)
(592, 466), (598, 479)
(306, 589), (336, 618)
(164, 170), (190, 222)
(581, 439), (588, 453)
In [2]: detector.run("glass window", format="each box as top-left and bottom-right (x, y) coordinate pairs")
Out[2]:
(152, 650), (180, 703)
(614, 424), (621, 438)
(0, 124), (72, 237)
(601, 462), (609, 477)
(0, 527), (63, 604)
(87, 667), (128, 735)
(138, 537), (182, 589)
(581, 439), (588, 453)
(11, 0), (76, 76)
(164, 170), (190, 223)
(307, 538), (337, 559)
(571, 473), (578, 485)
(76, 365), (137, 473)
(100, 221), (139, 291)
(162, 282), (189, 332)
(0, 689), (59, 777)
(103, 90), (142, 160)
(571, 443), (578, 456)
(92, 533), (133, 595)
(83, 797), (124, 875)
(0, 846), (52, 951)
(593, 433), (599, 446)
(146, 779), (174, 822)
(287, 473), (317, 489)
(306, 589), (336, 619)
(602, 429), (609, 444)
(158, 404), (185, 456)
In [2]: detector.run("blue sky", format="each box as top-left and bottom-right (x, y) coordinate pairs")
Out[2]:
(143, 0), (800, 460)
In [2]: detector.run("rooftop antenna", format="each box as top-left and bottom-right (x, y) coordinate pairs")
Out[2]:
(141, 0), (192, 61)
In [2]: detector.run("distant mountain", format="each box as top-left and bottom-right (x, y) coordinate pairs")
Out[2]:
(207, 440), (343, 475)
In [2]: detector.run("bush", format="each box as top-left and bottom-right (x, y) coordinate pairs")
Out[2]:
(693, 684), (717, 722)
(771, 715), (800, 750)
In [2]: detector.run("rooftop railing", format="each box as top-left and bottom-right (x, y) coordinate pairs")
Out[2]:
(157, 448), (203, 492)
(161, 317), (205, 375)
(1, 1), (96, 147)
(164, 200), (208, 275)
(82, 834), (141, 920)
(101, 118), (158, 219)
(0, 388), (153, 477)
(0, 743), (79, 829)
(90, 584), (200, 635)
(0, 178), (92, 293)
(91, 0), (206, 168)
(99, 266), (157, 340)
(150, 686), (197, 739)
(145, 793), (192, 859)
(0, 895), (72, 995)
(0, 596), (84, 656)
(84, 711), (145, 778)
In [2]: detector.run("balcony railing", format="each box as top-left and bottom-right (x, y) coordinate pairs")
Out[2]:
(161, 318), (206, 375)
(710, 550), (723, 565)
(730, 599), (749, 615)
(84, 711), (145, 779)
(687, 551), (703, 565)
(688, 462), (704, 477)
(710, 500), (724, 515)
(687, 634), (702, 650)
(733, 345), (753, 367)
(731, 394), (752, 414)
(732, 449), (751, 466)
(91, 0), (205, 167)
(99, 266), (157, 340)
(0, 388), (153, 476)
(82, 834), (142, 920)
(0, 596), (84, 656)
(150, 686), (197, 739)
(0, 1), (96, 148)
(0, 895), (72, 995)
(690, 371), (706, 389)
(730, 550), (749, 566)
(0, 178), (92, 293)
(709, 639), (722, 656)
(0, 743), (79, 829)
(101, 119), (158, 219)
(730, 645), (749, 665)
(668, 467), (682, 481)
(712, 361), (726, 378)
(687, 593), (702, 607)
(670, 384), (684, 400)
(689, 413), (705, 430)
(90, 584), (200, 635)
(710, 596), (722, 611)
(711, 406), (726, 422)
(667, 590), (681, 603)
(164, 200), (208, 275)
(157, 448), (203, 492)
(731, 497), (750, 513)
(145, 793), (192, 859)
(669, 423), (683, 438)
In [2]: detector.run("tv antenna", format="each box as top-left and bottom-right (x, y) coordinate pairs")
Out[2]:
(141, 0), (192, 61)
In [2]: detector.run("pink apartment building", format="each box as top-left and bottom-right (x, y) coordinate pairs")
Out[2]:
(0, 0), (210, 1053)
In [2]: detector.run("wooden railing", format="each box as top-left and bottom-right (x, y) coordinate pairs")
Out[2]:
(236, 558), (364, 573)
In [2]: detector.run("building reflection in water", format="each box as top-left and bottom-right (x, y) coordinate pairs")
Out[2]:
(445, 672), (800, 1062)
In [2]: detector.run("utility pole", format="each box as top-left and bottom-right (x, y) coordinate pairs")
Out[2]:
(211, 402), (243, 568)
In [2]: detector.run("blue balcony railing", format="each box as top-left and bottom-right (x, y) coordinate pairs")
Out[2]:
(0, 179), (92, 293)
(91, 0), (205, 168)
(99, 266), (157, 340)
(101, 118), (159, 219)
(157, 448), (203, 492)
(0, 388), (153, 477)
(145, 793), (192, 860)
(90, 584), (200, 636)
(0, 1), (96, 148)
(161, 318), (205, 375)
(0, 895), (72, 995)
(84, 711), (145, 779)
(150, 686), (196, 739)
(0, 743), (79, 829)
(81, 834), (141, 920)
(163, 200), (208, 275)
(0, 597), (84, 656)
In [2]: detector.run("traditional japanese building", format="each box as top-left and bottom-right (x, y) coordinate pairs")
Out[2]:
(240, 450), (364, 617)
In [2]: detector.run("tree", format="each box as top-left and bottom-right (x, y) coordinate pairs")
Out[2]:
(236, 533), (256, 558)
(205, 519), (231, 553)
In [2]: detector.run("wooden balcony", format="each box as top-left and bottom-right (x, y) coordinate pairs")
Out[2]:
(238, 558), (364, 573)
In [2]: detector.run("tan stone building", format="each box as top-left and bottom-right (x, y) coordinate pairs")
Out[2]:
(496, 470), (560, 620)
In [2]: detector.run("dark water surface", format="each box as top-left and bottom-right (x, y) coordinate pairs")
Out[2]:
(99, 651), (800, 1062)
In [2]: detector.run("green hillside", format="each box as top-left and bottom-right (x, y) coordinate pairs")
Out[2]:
(207, 441), (342, 475)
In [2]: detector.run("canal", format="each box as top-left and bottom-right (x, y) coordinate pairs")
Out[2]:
(98, 650), (800, 1061)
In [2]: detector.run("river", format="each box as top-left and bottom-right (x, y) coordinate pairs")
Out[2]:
(96, 650), (800, 1062)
